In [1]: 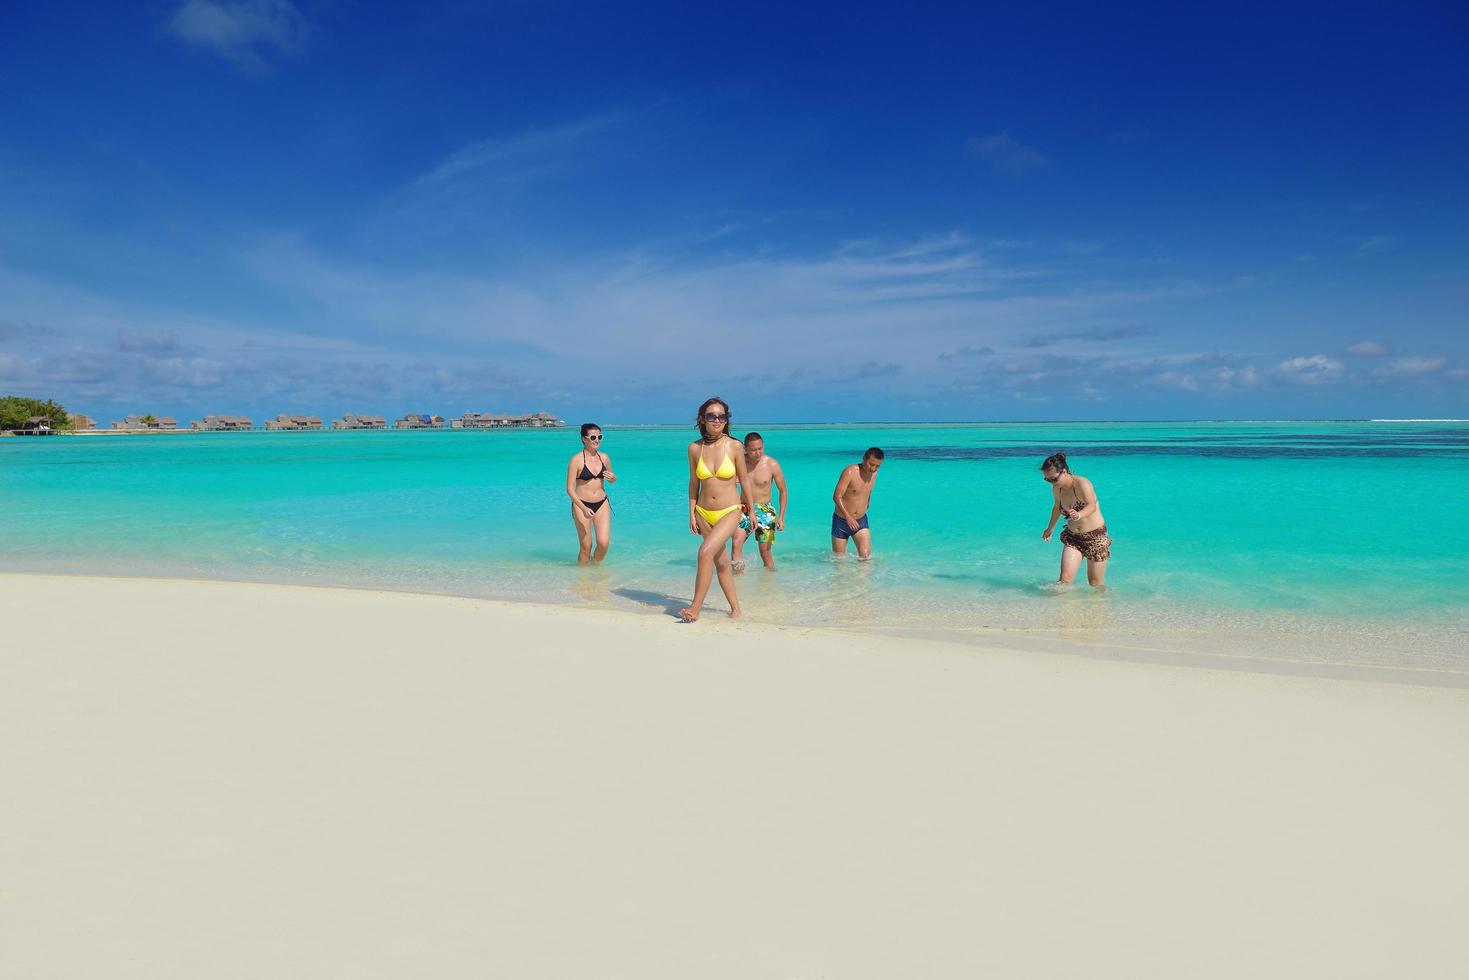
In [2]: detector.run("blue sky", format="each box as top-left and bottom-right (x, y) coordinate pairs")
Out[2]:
(2, 0), (1466, 422)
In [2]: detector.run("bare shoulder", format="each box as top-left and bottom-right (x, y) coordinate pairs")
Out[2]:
(1076, 475), (1097, 493)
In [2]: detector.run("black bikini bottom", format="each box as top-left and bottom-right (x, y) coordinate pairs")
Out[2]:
(586, 497), (609, 514)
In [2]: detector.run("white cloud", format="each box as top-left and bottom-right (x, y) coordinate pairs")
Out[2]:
(1276, 354), (1344, 385)
(964, 134), (1051, 175)
(1347, 340), (1390, 357)
(165, 0), (308, 69)
(5, 224), (1265, 416)
(1155, 370), (1199, 391)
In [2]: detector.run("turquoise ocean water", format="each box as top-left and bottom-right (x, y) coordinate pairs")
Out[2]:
(3, 422), (1466, 680)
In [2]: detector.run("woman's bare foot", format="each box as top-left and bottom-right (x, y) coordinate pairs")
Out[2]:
(731, 559), (745, 573)
(678, 607), (700, 622)
(727, 605), (741, 619)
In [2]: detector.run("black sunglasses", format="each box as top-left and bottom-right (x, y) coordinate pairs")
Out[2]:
(1043, 474), (1059, 483)
(703, 412), (729, 422)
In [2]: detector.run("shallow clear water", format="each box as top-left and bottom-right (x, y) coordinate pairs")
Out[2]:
(3, 422), (1466, 679)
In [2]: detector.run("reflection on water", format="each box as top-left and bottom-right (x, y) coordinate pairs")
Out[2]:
(571, 563), (612, 605)
(1055, 586), (1111, 643)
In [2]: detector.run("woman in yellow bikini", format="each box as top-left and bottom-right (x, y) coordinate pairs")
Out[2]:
(680, 396), (756, 622)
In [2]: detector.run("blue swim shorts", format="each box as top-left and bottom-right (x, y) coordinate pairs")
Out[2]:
(830, 511), (869, 540)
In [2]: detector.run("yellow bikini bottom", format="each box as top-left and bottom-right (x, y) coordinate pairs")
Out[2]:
(695, 503), (742, 526)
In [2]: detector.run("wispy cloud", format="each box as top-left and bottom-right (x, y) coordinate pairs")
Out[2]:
(2, 333), (563, 417)
(937, 345), (994, 361)
(0, 319), (63, 342)
(1021, 324), (1152, 348)
(114, 329), (185, 355)
(1376, 355), (1446, 377)
(401, 114), (624, 196)
(8, 215), (1463, 418)
(1347, 340), (1391, 357)
(964, 133), (1052, 175)
(165, 0), (308, 71)
(1354, 234), (1398, 257)
(945, 351), (1266, 402)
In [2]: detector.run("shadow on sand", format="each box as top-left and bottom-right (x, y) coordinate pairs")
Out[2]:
(611, 588), (691, 619)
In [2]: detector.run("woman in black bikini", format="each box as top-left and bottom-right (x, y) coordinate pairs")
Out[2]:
(566, 422), (617, 563)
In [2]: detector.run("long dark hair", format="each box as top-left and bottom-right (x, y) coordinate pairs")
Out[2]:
(1040, 451), (1069, 473)
(695, 396), (730, 443)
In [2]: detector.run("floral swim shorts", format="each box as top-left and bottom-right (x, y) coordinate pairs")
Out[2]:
(740, 502), (778, 543)
(1060, 524), (1111, 562)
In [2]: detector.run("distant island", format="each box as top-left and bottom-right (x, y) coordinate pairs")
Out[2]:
(0, 396), (564, 436)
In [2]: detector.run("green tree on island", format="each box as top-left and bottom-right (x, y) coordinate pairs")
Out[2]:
(0, 395), (71, 431)
(139, 413), (159, 427)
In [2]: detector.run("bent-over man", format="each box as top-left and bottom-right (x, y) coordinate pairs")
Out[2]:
(831, 447), (883, 558)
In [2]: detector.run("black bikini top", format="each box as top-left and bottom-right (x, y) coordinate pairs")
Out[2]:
(577, 451), (606, 482)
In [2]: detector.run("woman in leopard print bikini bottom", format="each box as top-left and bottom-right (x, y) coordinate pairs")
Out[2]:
(1039, 451), (1111, 589)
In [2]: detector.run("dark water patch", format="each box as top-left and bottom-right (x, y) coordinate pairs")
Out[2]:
(807, 442), (1469, 462)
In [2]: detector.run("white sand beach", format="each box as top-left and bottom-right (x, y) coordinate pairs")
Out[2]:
(4, 572), (1467, 979)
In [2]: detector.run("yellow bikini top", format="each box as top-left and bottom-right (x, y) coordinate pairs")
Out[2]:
(695, 444), (737, 480)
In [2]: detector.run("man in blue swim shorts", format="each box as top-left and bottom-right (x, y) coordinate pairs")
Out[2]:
(831, 446), (883, 559)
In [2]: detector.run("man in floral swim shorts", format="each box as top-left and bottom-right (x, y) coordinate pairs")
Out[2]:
(731, 432), (788, 571)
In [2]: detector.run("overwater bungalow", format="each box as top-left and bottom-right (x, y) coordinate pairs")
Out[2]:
(70, 414), (96, 431)
(110, 414), (179, 431)
(191, 414), (254, 431)
(332, 413), (387, 430)
(450, 412), (499, 429)
(449, 411), (562, 429)
(18, 415), (53, 435)
(264, 414), (323, 431)
(396, 413), (445, 429)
